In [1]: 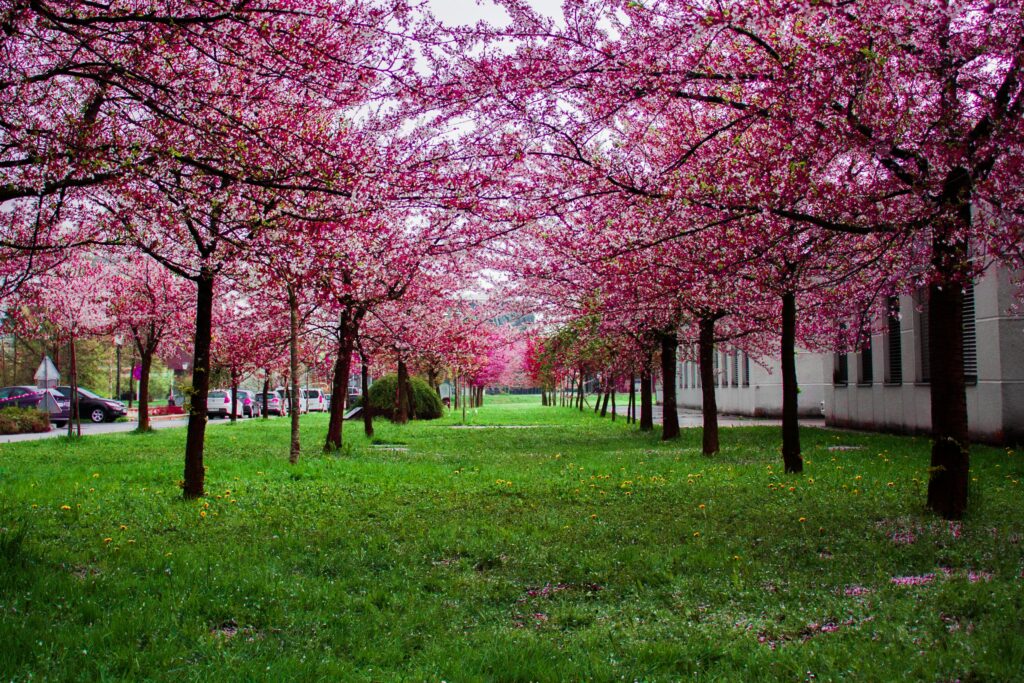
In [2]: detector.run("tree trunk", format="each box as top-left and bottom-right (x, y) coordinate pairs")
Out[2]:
(699, 316), (719, 455)
(577, 371), (584, 411)
(611, 385), (616, 421)
(660, 330), (680, 440)
(127, 348), (135, 409)
(325, 314), (358, 451)
(780, 291), (803, 473)
(136, 346), (154, 432)
(541, 389), (547, 406)
(229, 374), (239, 423)
(926, 216), (971, 519)
(68, 336), (80, 437)
(600, 386), (610, 418)
(640, 363), (653, 432)
(629, 373), (636, 424)
(287, 286), (301, 464)
(361, 356), (373, 438)
(261, 373), (270, 420)
(183, 269), (214, 499)
(395, 358), (411, 424)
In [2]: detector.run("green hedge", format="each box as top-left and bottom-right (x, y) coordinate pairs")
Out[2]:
(0, 407), (52, 435)
(367, 375), (443, 421)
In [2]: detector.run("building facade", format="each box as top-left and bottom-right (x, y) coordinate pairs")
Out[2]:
(674, 266), (1024, 444)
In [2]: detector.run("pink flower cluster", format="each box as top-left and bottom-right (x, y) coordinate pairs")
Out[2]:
(891, 574), (936, 587)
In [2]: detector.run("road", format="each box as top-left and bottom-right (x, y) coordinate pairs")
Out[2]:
(0, 415), (255, 444)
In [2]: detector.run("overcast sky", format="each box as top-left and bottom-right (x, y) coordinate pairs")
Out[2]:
(427, 0), (559, 26)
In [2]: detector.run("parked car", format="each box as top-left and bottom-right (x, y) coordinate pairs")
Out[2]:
(256, 390), (288, 416)
(303, 388), (327, 412)
(56, 386), (127, 423)
(274, 387), (306, 414)
(207, 389), (245, 419)
(236, 389), (261, 418)
(0, 386), (71, 427)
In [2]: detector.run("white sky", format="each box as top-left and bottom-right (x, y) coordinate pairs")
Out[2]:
(427, 0), (560, 26)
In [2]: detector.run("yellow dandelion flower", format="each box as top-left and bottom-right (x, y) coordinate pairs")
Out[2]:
(698, 504), (706, 510)
(60, 505), (71, 511)
(887, 482), (895, 487)
(799, 517), (807, 523)
(200, 510), (207, 518)
(119, 524), (127, 530)
(103, 537), (112, 543)
(693, 531), (701, 538)
(590, 514), (597, 519)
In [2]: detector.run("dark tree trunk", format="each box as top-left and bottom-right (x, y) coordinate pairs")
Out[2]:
(229, 374), (239, 423)
(68, 336), (80, 437)
(781, 291), (803, 473)
(261, 373), (270, 420)
(926, 212), (971, 519)
(361, 356), (373, 438)
(660, 330), (680, 440)
(183, 269), (214, 499)
(127, 348), (135, 409)
(136, 346), (154, 432)
(325, 314), (358, 451)
(629, 373), (636, 424)
(395, 358), (411, 424)
(699, 316), (719, 455)
(541, 389), (547, 406)
(610, 385), (616, 421)
(640, 363), (653, 432)
(600, 386), (610, 417)
(577, 371), (584, 411)
(287, 286), (301, 464)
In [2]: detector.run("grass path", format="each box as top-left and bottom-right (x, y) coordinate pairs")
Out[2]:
(1, 396), (1022, 681)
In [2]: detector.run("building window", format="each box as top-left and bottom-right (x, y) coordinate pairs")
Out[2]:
(916, 285), (976, 384)
(742, 352), (750, 387)
(731, 352), (739, 387)
(963, 281), (977, 384)
(857, 337), (873, 385)
(885, 297), (902, 385)
(917, 290), (931, 383)
(833, 353), (849, 386)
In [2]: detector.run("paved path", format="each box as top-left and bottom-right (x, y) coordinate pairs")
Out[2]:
(611, 403), (826, 429)
(0, 415), (266, 444)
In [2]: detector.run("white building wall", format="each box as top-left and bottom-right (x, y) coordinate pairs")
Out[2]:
(827, 265), (1023, 444)
(677, 349), (829, 418)
(673, 265), (1022, 444)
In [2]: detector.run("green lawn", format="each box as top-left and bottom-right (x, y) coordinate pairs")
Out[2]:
(1, 397), (1022, 681)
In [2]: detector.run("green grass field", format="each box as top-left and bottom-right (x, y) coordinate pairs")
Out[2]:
(1, 396), (1022, 681)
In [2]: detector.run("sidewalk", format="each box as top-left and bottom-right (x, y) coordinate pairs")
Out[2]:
(611, 403), (826, 429)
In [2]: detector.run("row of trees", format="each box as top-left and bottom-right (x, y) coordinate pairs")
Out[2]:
(452, 0), (1022, 520)
(2, 1), (1022, 519)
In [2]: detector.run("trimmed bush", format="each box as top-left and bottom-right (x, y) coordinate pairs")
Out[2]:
(0, 407), (52, 435)
(367, 375), (443, 421)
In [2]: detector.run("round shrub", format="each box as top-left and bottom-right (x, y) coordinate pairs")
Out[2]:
(367, 375), (443, 421)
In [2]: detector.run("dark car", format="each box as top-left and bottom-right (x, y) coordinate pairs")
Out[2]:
(56, 386), (127, 423)
(0, 386), (71, 427)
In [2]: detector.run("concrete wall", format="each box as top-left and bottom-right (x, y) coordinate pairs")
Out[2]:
(676, 349), (829, 418)
(827, 266), (1023, 445)
(670, 265), (1022, 443)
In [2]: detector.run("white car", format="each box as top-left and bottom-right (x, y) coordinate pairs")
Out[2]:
(303, 388), (327, 412)
(207, 389), (245, 419)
